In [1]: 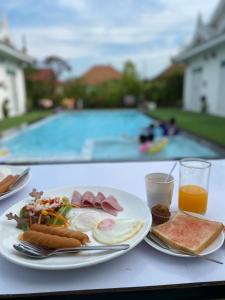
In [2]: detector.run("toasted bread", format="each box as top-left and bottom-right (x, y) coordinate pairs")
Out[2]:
(152, 212), (224, 254)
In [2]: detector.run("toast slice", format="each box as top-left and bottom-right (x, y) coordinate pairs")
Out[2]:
(152, 212), (224, 254)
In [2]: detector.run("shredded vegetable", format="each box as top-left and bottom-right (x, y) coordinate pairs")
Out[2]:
(6, 189), (72, 231)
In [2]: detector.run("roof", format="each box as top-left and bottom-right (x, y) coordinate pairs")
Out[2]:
(26, 68), (57, 82)
(175, 33), (225, 62)
(81, 65), (122, 85)
(0, 41), (34, 64)
(175, 0), (225, 61)
(152, 63), (184, 81)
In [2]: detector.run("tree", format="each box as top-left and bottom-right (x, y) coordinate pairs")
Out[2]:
(25, 66), (55, 110)
(122, 61), (139, 81)
(43, 55), (71, 78)
(142, 64), (184, 107)
(64, 79), (87, 99)
(122, 61), (141, 98)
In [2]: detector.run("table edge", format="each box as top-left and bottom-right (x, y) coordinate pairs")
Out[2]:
(1, 280), (225, 299)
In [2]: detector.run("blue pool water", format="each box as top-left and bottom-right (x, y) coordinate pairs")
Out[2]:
(1, 110), (219, 162)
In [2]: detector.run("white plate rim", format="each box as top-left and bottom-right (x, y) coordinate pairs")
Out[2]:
(0, 185), (152, 270)
(0, 166), (30, 201)
(144, 212), (224, 258)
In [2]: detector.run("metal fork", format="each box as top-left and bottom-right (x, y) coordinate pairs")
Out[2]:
(148, 232), (223, 265)
(13, 241), (130, 258)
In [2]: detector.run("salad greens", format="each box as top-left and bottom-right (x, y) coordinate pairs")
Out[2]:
(6, 189), (72, 231)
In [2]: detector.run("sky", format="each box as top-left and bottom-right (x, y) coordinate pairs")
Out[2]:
(0, 0), (220, 79)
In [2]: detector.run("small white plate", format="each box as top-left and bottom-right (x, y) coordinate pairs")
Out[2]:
(145, 232), (224, 257)
(0, 166), (30, 201)
(145, 212), (224, 258)
(0, 185), (151, 270)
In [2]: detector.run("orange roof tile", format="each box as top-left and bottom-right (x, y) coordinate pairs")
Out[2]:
(81, 65), (122, 85)
(26, 68), (57, 82)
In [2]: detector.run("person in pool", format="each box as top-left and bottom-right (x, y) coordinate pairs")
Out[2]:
(167, 118), (179, 136)
(139, 123), (155, 140)
(159, 121), (168, 136)
(139, 133), (154, 153)
(159, 118), (179, 136)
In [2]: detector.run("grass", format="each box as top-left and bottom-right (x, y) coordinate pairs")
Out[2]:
(148, 108), (225, 147)
(0, 110), (53, 133)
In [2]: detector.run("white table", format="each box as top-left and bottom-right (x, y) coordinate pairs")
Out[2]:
(0, 160), (225, 299)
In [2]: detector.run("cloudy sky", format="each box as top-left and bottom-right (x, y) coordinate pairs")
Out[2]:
(0, 0), (219, 78)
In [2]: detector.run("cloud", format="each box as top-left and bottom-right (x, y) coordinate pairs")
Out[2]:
(58, 0), (87, 11)
(4, 0), (220, 77)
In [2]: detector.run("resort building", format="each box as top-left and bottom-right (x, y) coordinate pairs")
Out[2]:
(27, 68), (57, 83)
(0, 16), (34, 119)
(81, 65), (122, 86)
(176, 0), (225, 117)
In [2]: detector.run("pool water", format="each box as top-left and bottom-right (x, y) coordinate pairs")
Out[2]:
(1, 110), (219, 162)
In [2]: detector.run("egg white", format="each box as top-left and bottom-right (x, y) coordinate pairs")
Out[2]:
(93, 219), (144, 244)
(70, 211), (102, 232)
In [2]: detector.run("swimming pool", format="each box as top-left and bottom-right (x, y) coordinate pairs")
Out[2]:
(0, 110), (220, 162)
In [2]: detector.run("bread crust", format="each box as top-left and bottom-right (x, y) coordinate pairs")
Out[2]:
(152, 212), (224, 254)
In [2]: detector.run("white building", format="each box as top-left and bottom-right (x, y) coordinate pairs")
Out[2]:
(0, 16), (34, 119)
(176, 0), (225, 117)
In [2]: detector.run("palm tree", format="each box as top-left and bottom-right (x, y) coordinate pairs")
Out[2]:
(43, 56), (71, 79)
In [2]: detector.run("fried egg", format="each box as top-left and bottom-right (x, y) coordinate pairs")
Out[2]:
(93, 218), (144, 244)
(71, 211), (102, 232)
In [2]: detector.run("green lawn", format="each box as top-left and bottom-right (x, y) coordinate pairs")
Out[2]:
(0, 110), (52, 133)
(149, 108), (225, 147)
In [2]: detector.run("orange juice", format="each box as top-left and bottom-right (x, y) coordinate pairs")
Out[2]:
(179, 185), (208, 214)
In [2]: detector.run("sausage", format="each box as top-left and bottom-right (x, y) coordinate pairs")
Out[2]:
(22, 230), (82, 249)
(30, 224), (89, 244)
(0, 175), (19, 193)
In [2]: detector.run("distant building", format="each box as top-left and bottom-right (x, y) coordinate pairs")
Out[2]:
(26, 68), (56, 82)
(176, 0), (225, 116)
(81, 65), (122, 86)
(0, 16), (34, 119)
(26, 68), (65, 101)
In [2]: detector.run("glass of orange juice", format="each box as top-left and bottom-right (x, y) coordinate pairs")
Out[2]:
(179, 158), (211, 214)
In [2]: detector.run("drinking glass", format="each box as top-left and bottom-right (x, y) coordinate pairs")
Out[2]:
(179, 158), (211, 214)
(145, 173), (174, 209)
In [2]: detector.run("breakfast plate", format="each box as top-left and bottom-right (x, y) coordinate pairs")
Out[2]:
(0, 165), (30, 201)
(145, 211), (224, 258)
(0, 186), (151, 270)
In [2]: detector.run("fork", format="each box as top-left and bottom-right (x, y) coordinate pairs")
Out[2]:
(148, 232), (223, 265)
(13, 241), (130, 258)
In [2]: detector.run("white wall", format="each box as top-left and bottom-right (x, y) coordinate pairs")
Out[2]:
(215, 44), (225, 116)
(0, 57), (26, 119)
(183, 43), (225, 116)
(0, 65), (5, 119)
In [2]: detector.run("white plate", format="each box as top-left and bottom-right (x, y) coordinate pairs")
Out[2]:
(0, 186), (151, 270)
(145, 213), (224, 258)
(0, 166), (30, 201)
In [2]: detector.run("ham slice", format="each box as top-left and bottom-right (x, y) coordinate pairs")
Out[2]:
(81, 192), (95, 207)
(93, 192), (105, 209)
(101, 195), (123, 216)
(71, 191), (82, 207)
(71, 191), (123, 216)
